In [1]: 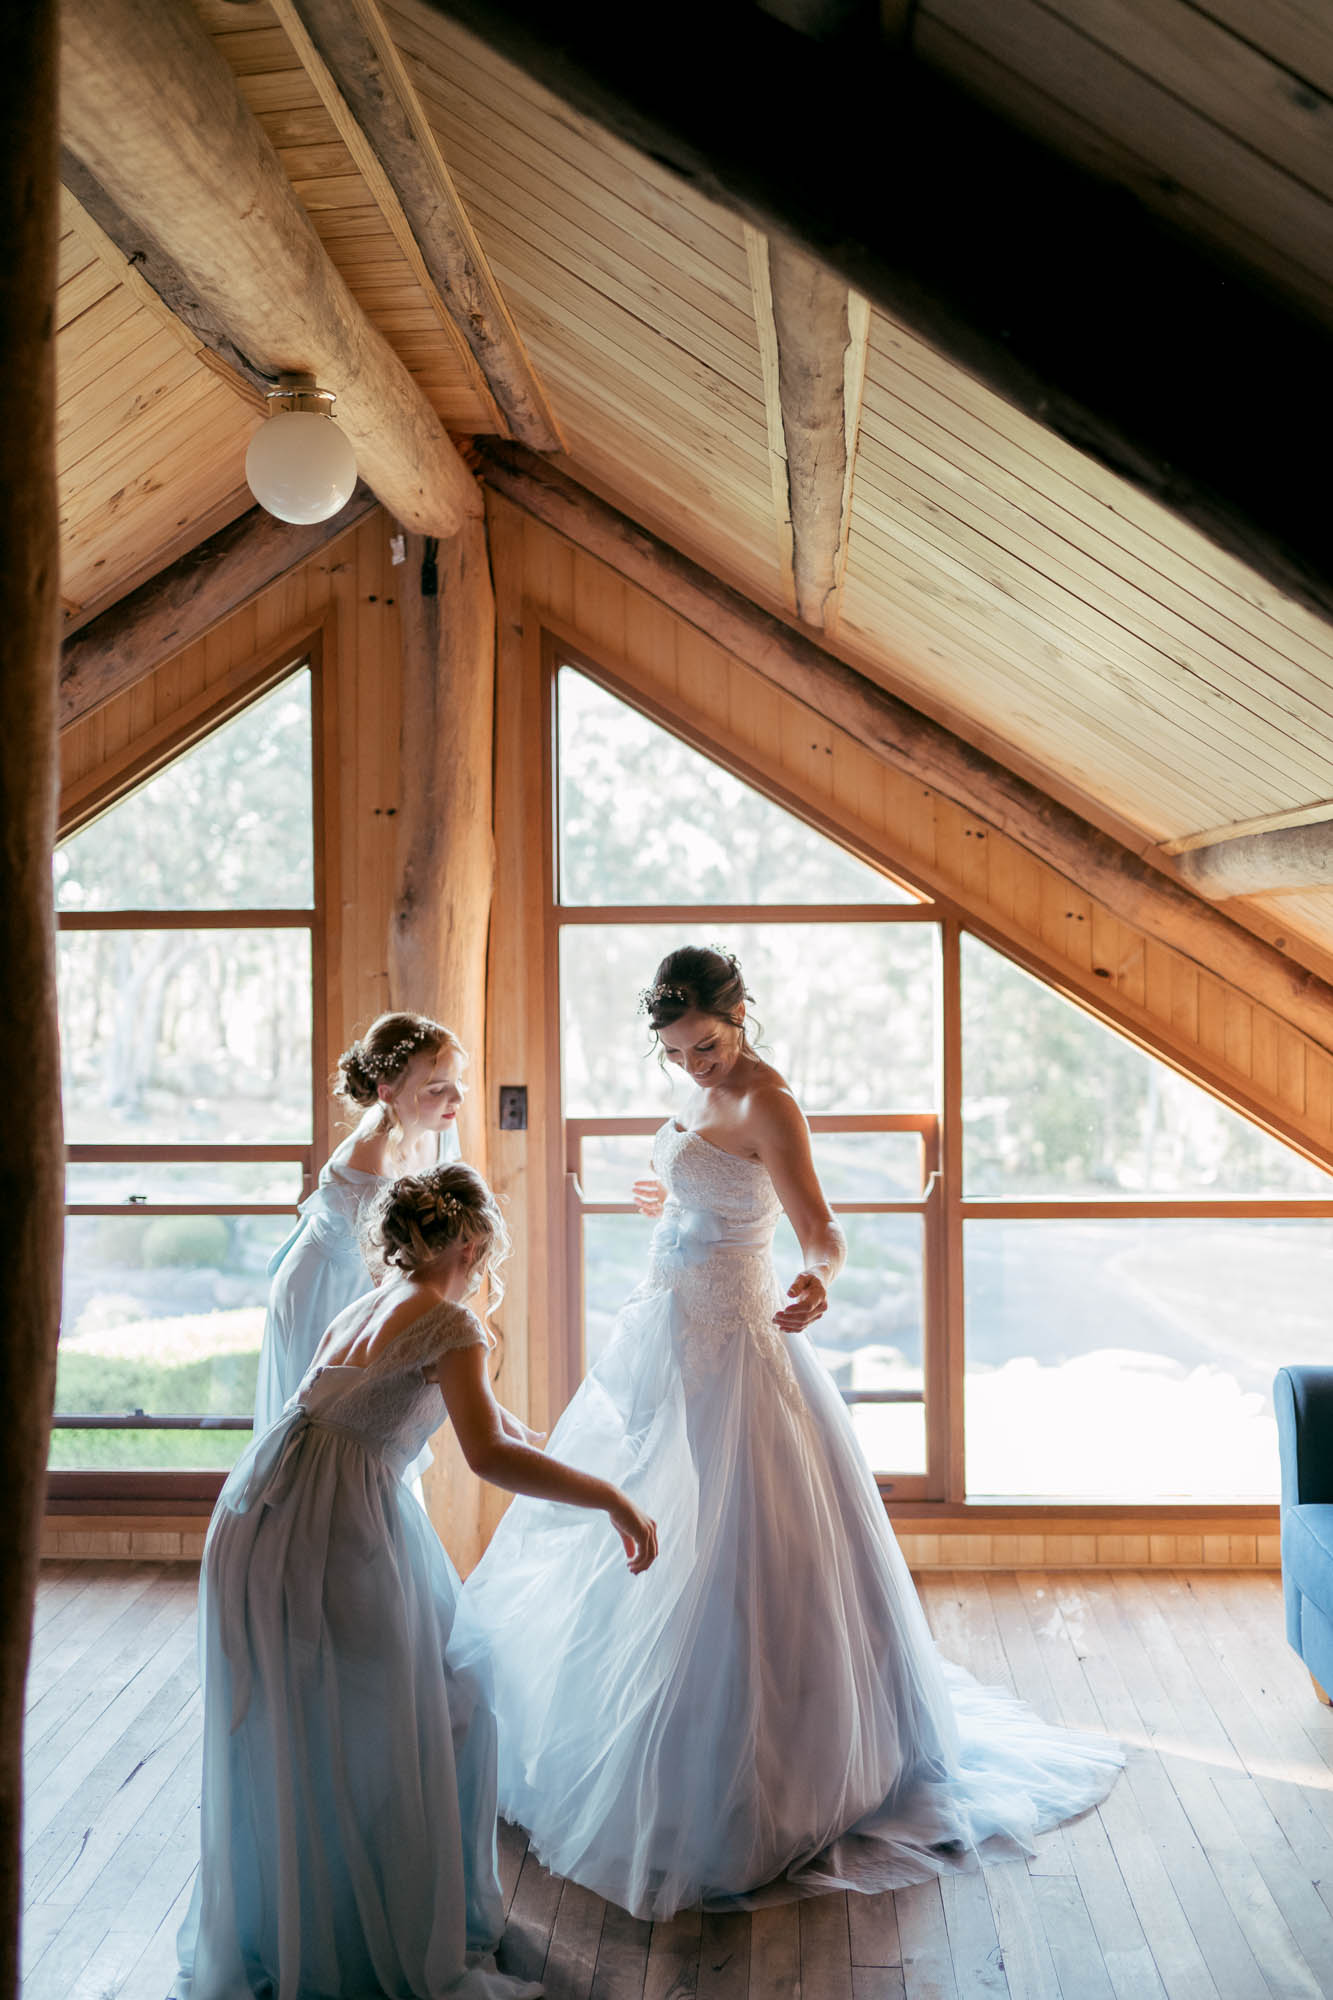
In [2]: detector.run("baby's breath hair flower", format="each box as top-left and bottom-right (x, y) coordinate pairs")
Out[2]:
(637, 981), (689, 1016)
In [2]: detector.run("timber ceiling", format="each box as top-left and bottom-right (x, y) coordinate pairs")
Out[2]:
(57, 0), (1333, 972)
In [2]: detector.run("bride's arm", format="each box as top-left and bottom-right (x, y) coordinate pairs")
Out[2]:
(748, 1089), (846, 1332)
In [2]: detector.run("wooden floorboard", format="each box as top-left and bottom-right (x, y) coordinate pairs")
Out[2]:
(20, 1563), (1333, 1999)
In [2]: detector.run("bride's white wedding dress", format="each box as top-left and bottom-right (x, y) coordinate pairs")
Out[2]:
(453, 1120), (1121, 1921)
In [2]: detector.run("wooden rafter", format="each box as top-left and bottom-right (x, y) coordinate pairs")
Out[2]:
(60, 0), (480, 537)
(424, 0), (1333, 623)
(60, 488), (380, 727)
(1173, 825), (1333, 900)
(270, 0), (563, 453)
(60, 152), (269, 412)
(746, 226), (868, 631)
(476, 439), (1333, 1056)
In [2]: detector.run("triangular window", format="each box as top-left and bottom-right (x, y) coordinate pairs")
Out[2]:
(557, 665), (917, 906)
(56, 672), (313, 912)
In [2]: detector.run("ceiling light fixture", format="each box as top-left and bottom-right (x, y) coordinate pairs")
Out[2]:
(245, 374), (358, 524)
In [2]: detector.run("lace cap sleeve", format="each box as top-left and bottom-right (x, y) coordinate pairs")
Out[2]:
(413, 1300), (490, 1366)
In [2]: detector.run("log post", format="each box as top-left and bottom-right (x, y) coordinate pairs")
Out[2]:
(0, 3), (62, 1988)
(388, 521), (497, 1570)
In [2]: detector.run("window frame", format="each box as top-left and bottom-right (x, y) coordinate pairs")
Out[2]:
(50, 637), (329, 1508)
(540, 631), (1333, 1516)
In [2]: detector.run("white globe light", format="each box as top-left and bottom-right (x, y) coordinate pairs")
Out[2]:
(245, 408), (358, 524)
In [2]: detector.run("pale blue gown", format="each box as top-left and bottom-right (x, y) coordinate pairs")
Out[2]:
(454, 1120), (1124, 1922)
(254, 1113), (459, 1477)
(177, 1287), (540, 2000)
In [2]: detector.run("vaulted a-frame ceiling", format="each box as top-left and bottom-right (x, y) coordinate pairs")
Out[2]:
(56, 0), (1333, 981)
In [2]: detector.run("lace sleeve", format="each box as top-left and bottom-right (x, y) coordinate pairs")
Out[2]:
(416, 1301), (490, 1366)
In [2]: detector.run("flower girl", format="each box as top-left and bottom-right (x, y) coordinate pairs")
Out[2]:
(177, 1162), (657, 2000)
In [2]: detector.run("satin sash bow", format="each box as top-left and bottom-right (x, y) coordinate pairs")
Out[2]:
(652, 1203), (772, 1278)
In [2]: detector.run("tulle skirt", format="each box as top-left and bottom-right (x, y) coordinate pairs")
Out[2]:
(176, 1398), (540, 1999)
(453, 1269), (1123, 1921)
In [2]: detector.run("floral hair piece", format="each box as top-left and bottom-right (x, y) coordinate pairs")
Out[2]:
(638, 981), (690, 1016)
(358, 1030), (432, 1080)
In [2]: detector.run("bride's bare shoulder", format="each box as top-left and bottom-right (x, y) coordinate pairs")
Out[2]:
(740, 1068), (806, 1130)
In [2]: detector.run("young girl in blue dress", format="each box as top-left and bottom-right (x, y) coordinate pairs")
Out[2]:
(178, 1161), (657, 2000)
(253, 1011), (467, 1439)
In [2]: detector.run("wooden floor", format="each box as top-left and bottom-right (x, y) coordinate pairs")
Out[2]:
(20, 1563), (1333, 1999)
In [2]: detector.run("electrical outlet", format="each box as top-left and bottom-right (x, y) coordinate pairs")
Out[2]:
(498, 1085), (528, 1131)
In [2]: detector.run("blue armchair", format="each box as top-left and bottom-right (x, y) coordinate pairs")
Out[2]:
(1275, 1366), (1333, 1703)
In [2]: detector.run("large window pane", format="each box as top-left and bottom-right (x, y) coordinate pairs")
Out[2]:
(55, 673), (314, 912)
(66, 1161), (304, 1204)
(59, 929), (313, 1145)
(962, 1217), (1328, 1499)
(557, 666), (915, 906)
(51, 1212), (293, 1469)
(583, 1212), (653, 1367)
(561, 923), (939, 1116)
(963, 933), (1333, 1196)
(778, 1211), (924, 1473)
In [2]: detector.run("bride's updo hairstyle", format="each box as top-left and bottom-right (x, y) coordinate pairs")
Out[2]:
(335, 1012), (464, 1135)
(365, 1163), (510, 1321)
(640, 944), (762, 1047)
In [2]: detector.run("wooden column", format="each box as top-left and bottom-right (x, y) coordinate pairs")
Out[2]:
(0, 3), (62, 1989)
(388, 522), (497, 1570)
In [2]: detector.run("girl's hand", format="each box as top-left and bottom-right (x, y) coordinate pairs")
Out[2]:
(607, 1493), (659, 1574)
(773, 1270), (829, 1333)
(496, 1403), (546, 1446)
(632, 1176), (667, 1217)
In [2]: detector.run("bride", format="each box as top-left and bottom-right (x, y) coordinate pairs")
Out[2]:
(453, 944), (1121, 1920)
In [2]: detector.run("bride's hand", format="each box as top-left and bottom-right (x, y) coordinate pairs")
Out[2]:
(632, 1176), (667, 1217)
(497, 1403), (546, 1446)
(773, 1270), (829, 1332)
(607, 1493), (659, 1574)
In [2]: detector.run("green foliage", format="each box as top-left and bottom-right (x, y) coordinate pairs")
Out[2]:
(54, 673), (314, 913)
(141, 1214), (231, 1269)
(962, 936), (1330, 1195)
(50, 1341), (259, 1468)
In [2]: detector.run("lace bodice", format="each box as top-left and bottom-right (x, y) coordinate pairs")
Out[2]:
(295, 1293), (487, 1476)
(644, 1121), (796, 1397)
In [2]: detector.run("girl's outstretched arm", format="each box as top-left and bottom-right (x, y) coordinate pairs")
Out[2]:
(432, 1342), (658, 1573)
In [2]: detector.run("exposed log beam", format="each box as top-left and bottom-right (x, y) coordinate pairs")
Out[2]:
(0, 3), (62, 1985)
(270, 0), (563, 454)
(1174, 825), (1333, 900)
(388, 522), (495, 1571)
(427, 0), (1333, 623)
(59, 151), (269, 410)
(59, 486), (380, 727)
(1157, 803), (1333, 858)
(61, 0), (480, 537)
(476, 440), (1333, 1055)
(746, 227), (867, 631)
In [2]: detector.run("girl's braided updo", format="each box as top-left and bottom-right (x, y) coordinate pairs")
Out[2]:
(363, 1163), (510, 1320)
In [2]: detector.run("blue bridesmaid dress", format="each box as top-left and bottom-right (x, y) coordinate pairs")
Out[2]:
(177, 1287), (540, 2000)
(253, 1113), (459, 1455)
(454, 1120), (1123, 1921)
